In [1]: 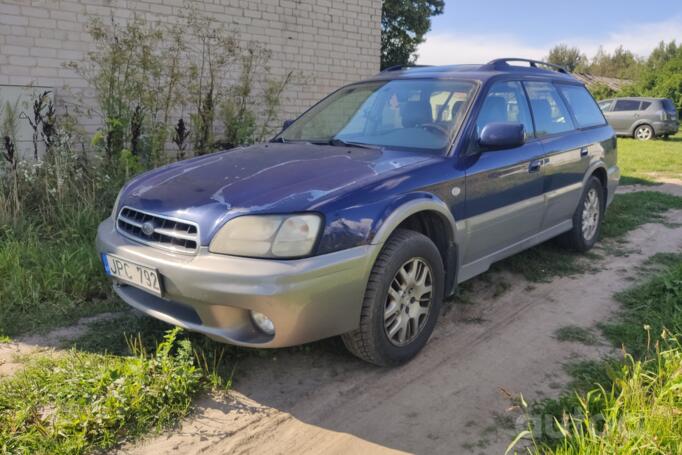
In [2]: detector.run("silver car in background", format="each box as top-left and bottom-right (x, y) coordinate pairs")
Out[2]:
(598, 97), (679, 140)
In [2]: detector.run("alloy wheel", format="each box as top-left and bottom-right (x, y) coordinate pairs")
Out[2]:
(384, 258), (433, 347)
(581, 188), (600, 241)
(635, 125), (653, 140)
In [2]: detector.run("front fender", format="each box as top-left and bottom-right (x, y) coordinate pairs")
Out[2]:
(371, 193), (457, 245)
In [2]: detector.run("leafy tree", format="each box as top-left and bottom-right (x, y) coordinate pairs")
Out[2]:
(381, 0), (445, 70)
(623, 43), (682, 112)
(546, 44), (587, 72)
(647, 40), (679, 71)
(587, 83), (616, 101)
(587, 45), (644, 80)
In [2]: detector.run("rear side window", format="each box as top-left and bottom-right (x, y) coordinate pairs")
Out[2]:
(613, 100), (641, 111)
(476, 81), (534, 138)
(558, 84), (606, 128)
(524, 82), (575, 137)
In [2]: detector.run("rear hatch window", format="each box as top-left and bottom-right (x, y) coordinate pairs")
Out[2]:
(662, 98), (677, 113)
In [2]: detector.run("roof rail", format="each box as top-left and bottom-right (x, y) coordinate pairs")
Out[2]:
(381, 64), (432, 73)
(482, 58), (570, 74)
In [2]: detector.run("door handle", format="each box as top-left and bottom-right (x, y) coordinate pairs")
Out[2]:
(580, 147), (589, 157)
(528, 159), (542, 173)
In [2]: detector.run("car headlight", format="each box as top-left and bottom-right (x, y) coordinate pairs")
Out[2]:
(111, 189), (123, 219)
(209, 214), (322, 258)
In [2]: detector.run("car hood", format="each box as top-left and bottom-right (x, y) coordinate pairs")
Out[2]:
(119, 143), (436, 245)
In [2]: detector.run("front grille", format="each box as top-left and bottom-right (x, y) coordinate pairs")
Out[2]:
(117, 207), (199, 255)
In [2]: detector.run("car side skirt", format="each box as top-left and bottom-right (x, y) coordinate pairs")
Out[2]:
(457, 220), (572, 282)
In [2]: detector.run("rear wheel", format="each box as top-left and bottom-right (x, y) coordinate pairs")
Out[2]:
(558, 176), (604, 252)
(634, 124), (654, 141)
(342, 229), (444, 366)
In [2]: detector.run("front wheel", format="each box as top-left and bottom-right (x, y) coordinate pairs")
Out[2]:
(558, 176), (604, 252)
(342, 229), (444, 366)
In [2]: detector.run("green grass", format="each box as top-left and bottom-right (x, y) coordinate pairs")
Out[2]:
(618, 132), (682, 184)
(520, 339), (682, 455)
(601, 191), (682, 238)
(0, 328), (201, 454)
(554, 326), (598, 345)
(0, 205), (122, 336)
(600, 257), (682, 357)
(518, 254), (682, 454)
(492, 243), (596, 283)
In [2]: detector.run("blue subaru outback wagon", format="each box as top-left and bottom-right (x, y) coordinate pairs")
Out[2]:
(97, 59), (619, 366)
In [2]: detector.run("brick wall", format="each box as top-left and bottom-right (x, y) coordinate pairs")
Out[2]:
(0, 0), (381, 145)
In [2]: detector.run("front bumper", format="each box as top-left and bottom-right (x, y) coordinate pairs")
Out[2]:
(606, 165), (620, 208)
(96, 218), (379, 348)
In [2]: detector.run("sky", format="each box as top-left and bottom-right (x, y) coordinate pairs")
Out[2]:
(417, 0), (682, 65)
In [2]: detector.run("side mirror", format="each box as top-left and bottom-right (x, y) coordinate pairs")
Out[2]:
(479, 122), (525, 150)
(282, 119), (294, 130)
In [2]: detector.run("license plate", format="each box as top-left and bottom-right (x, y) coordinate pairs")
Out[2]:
(102, 254), (162, 297)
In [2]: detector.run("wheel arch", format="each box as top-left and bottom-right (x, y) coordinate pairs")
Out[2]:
(371, 196), (459, 296)
(572, 162), (609, 216)
(630, 121), (655, 137)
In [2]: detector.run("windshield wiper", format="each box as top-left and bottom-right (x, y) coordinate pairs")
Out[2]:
(325, 138), (380, 149)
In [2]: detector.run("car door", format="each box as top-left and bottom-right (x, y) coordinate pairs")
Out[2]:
(527, 82), (601, 230)
(461, 81), (544, 268)
(608, 99), (641, 134)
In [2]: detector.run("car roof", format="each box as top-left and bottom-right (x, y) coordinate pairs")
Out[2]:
(368, 59), (580, 84)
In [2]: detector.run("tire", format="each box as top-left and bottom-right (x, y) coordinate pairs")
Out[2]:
(342, 229), (444, 366)
(634, 124), (654, 141)
(558, 176), (604, 252)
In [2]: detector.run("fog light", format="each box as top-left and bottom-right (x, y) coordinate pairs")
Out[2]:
(250, 310), (275, 335)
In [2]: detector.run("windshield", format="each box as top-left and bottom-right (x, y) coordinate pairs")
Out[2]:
(277, 79), (477, 154)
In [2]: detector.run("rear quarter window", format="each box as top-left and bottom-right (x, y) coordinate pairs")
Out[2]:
(598, 100), (613, 111)
(639, 101), (652, 111)
(558, 84), (607, 128)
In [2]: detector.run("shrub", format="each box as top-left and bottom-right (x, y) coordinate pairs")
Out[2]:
(68, 12), (296, 161)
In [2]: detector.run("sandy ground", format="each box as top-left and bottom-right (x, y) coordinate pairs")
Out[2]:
(0, 312), (121, 377)
(616, 178), (682, 197)
(119, 198), (682, 454)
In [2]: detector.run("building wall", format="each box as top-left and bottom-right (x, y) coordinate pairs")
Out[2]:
(0, 0), (381, 151)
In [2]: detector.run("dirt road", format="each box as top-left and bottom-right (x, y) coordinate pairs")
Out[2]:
(123, 201), (682, 454)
